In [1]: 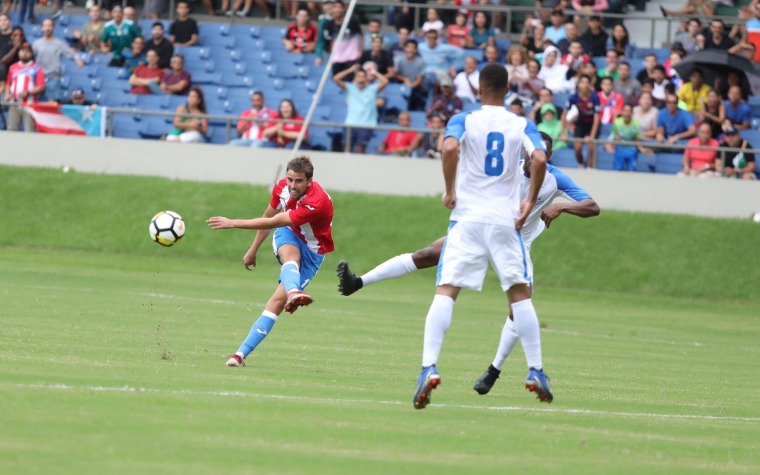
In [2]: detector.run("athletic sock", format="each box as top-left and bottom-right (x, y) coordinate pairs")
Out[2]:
(279, 261), (301, 295)
(236, 311), (278, 357)
(361, 253), (417, 287)
(491, 317), (520, 371)
(511, 299), (543, 370)
(422, 294), (454, 367)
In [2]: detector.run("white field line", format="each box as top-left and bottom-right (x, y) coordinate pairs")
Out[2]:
(5, 382), (759, 423)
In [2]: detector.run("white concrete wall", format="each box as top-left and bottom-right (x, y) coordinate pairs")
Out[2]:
(2, 132), (759, 219)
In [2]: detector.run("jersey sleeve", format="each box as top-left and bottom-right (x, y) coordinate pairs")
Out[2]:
(444, 112), (468, 140)
(549, 166), (592, 202)
(522, 119), (545, 155)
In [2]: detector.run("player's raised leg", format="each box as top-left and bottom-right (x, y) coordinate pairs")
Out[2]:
(337, 238), (445, 296)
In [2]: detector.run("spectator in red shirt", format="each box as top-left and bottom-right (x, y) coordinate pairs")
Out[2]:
(263, 99), (307, 149)
(283, 8), (318, 53)
(160, 54), (191, 95)
(680, 122), (720, 177)
(3, 41), (44, 132)
(378, 111), (422, 156)
(446, 12), (473, 49)
(230, 91), (277, 147)
(129, 50), (165, 94)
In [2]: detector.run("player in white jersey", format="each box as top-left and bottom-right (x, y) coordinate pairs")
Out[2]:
(411, 64), (548, 410)
(337, 133), (600, 397)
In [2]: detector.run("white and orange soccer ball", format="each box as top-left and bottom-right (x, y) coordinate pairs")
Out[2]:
(149, 211), (185, 247)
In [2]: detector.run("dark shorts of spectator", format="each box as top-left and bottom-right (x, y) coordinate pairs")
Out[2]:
(574, 121), (599, 139)
(349, 127), (374, 148)
(332, 60), (359, 82)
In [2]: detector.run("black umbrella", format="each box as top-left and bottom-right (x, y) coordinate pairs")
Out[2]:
(673, 49), (760, 95)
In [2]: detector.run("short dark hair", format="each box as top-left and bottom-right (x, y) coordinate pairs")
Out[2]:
(152, 21), (164, 29)
(251, 90), (264, 98)
(539, 131), (554, 154)
(406, 39), (418, 48)
(601, 76), (613, 83)
(578, 74), (591, 83)
(287, 156), (314, 180)
(511, 98), (523, 107)
(653, 64), (666, 74)
(691, 68), (703, 78)
(479, 64), (508, 95)
(619, 61), (630, 68)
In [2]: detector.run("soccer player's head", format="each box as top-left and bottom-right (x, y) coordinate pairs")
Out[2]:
(478, 64), (509, 101)
(286, 156), (313, 199)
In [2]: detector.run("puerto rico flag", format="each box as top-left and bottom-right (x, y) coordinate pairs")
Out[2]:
(26, 103), (106, 137)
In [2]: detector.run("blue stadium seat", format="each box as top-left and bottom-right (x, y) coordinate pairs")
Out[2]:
(192, 73), (224, 85)
(595, 147), (615, 170)
(549, 148), (578, 168)
(592, 56), (606, 70)
(221, 75), (255, 88)
(112, 115), (143, 139)
(138, 117), (171, 140)
(739, 129), (760, 144)
(654, 153), (683, 174)
(553, 93), (570, 108)
(408, 111), (427, 128)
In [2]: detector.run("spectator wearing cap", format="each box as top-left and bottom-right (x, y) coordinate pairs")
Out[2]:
(426, 75), (462, 123)
(3, 42), (44, 132)
(719, 127), (756, 179)
(284, 9), (318, 53)
(677, 68), (710, 113)
(145, 22), (173, 70)
(544, 10), (567, 45)
(656, 93), (696, 145)
(679, 122), (720, 177)
(61, 88), (95, 106)
(724, 85), (751, 130)
(160, 54), (191, 95)
(169, 2), (199, 48)
(579, 15), (608, 57)
(33, 19), (83, 102)
(102, 6), (142, 67)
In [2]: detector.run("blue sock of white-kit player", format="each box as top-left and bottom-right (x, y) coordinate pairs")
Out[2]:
(280, 261), (301, 294)
(236, 311), (278, 357)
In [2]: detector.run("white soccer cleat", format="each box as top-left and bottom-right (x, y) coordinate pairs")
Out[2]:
(226, 354), (245, 367)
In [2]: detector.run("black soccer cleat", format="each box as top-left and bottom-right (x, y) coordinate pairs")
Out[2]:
(473, 364), (501, 395)
(337, 260), (363, 296)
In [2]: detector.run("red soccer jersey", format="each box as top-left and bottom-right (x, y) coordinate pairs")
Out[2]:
(284, 23), (318, 51)
(7, 61), (45, 105)
(270, 178), (334, 254)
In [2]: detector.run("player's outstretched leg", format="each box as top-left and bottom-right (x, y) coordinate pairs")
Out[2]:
(337, 260), (363, 296)
(226, 310), (279, 367)
(525, 368), (554, 403)
(413, 365), (441, 410)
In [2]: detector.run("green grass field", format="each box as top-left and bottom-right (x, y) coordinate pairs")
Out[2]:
(1, 166), (759, 474)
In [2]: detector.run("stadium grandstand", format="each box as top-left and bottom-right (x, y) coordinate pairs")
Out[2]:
(1, 0), (759, 176)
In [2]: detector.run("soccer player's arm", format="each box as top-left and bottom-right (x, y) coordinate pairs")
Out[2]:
(540, 168), (600, 229)
(207, 207), (293, 231)
(518, 120), (548, 231)
(441, 112), (466, 209)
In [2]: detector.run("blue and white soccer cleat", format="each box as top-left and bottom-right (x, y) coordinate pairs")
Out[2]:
(525, 367), (553, 403)
(413, 365), (441, 410)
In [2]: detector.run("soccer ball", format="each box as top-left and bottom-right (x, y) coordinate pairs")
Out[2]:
(149, 211), (185, 247)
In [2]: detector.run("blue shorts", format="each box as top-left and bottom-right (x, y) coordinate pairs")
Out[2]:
(351, 128), (374, 148)
(272, 227), (325, 289)
(614, 148), (638, 171)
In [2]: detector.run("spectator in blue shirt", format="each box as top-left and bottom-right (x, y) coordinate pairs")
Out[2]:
(333, 63), (389, 154)
(418, 29), (464, 78)
(725, 85), (752, 130)
(655, 93), (697, 144)
(544, 10), (567, 45)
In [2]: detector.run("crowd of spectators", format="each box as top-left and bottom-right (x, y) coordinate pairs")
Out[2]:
(1, 0), (759, 175)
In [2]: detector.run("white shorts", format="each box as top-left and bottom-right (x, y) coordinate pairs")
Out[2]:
(437, 221), (532, 292)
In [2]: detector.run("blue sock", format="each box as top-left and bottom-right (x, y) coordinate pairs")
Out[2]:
(236, 311), (278, 357)
(280, 260), (301, 294)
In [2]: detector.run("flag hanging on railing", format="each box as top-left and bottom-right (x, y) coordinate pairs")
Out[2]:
(26, 103), (106, 137)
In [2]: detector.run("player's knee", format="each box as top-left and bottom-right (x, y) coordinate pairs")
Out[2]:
(412, 246), (440, 269)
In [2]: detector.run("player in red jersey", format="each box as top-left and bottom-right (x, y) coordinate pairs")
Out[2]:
(207, 156), (334, 367)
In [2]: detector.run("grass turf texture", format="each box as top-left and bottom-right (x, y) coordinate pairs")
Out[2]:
(1, 165), (759, 474)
